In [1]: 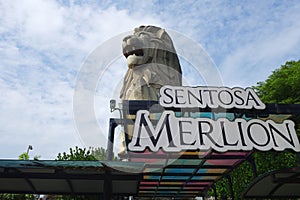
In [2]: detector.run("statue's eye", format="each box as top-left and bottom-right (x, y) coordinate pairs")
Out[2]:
(139, 32), (149, 38)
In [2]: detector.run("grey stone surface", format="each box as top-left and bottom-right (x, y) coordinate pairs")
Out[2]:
(120, 25), (182, 100)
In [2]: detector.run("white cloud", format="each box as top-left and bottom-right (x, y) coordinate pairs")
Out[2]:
(0, 0), (162, 159)
(218, 1), (300, 87)
(1, 0), (300, 159)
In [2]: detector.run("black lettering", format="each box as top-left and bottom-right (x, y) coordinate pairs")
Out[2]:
(234, 90), (245, 106)
(218, 90), (233, 105)
(237, 122), (247, 146)
(247, 122), (270, 147)
(187, 89), (203, 105)
(175, 89), (186, 104)
(269, 122), (295, 147)
(220, 121), (238, 146)
(198, 120), (222, 147)
(246, 91), (260, 107)
(203, 89), (217, 106)
(179, 121), (196, 146)
(162, 88), (173, 104)
(133, 112), (176, 148)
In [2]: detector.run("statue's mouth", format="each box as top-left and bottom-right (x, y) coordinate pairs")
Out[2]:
(123, 45), (144, 58)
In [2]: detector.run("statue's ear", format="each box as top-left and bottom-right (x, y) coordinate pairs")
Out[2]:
(157, 29), (165, 39)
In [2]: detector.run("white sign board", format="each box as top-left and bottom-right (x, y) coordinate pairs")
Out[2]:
(128, 86), (300, 152)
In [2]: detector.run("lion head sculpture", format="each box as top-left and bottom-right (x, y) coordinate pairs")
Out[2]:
(120, 25), (182, 100)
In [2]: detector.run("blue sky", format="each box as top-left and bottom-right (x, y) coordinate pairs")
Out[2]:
(1, 0), (300, 159)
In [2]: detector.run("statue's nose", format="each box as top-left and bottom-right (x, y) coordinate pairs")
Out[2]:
(123, 36), (143, 47)
(123, 35), (132, 42)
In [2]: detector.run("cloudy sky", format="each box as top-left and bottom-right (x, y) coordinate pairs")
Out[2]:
(1, 0), (300, 159)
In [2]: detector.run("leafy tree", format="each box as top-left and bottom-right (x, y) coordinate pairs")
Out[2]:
(56, 146), (116, 161)
(255, 60), (300, 135)
(250, 60), (300, 197)
(209, 60), (300, 199)
(254, 60), (300, 104)
(90, 146), (114, 160)
(56, 146), (97, 161)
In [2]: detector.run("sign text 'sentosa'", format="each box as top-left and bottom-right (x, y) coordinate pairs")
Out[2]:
(160, 86), (266, 109)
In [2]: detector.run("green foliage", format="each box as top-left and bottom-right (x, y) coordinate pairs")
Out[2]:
(215, 178), (231, 199)
(254, 60), (300, 104)
(18, 152), (29, 160)
(209, 60), (300, 199)
(208, 161), (254, 200)
(90, 146), (118, 161)
(49, 195), (97, 200)
(231, 161), (254, 199)
(254, 60), (300, 136)
(56, 146), (96, 161)
(0, 194), (36, 200)
(209, 151), (298, 200)
(254, 151), (298, 175)
(90, 147), (108, 160)
(56, 146), (115, 161)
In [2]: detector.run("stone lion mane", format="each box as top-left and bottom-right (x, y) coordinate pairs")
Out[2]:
(120, 25), (182, 100)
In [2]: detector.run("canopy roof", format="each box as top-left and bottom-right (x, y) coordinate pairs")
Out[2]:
(0, 153), (250, 198)
(243, 167), (300, 198)
(127, 150), (251, 198)
(0, 160), (143, 195)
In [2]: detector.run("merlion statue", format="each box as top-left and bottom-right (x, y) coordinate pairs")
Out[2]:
(120, 25), (182, 100)
(118, 25), (182, 156)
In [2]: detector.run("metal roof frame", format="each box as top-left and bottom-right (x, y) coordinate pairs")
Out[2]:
(0, 160), (143, 198)
(243, 167), (300, 198)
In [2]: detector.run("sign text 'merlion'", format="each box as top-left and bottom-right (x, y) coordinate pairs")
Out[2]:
(128, 111), (300, 152)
